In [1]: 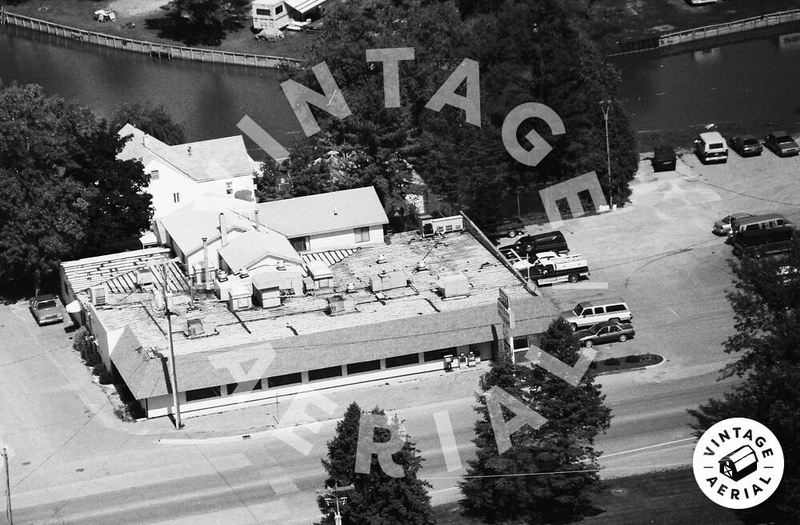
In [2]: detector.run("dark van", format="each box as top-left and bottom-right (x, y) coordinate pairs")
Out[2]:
(732, 225), (794, 257)
(514, 231), (569, 257)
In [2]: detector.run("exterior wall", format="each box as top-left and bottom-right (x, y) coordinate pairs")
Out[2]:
(143, 353), (469, 419)
(145, 159), (255, 219)
(145, 160), (199, 219)
(306, 224), (385, 252)
(84, 302), (122, 370)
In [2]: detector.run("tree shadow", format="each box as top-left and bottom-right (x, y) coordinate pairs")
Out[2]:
(144, 17), (226, 47)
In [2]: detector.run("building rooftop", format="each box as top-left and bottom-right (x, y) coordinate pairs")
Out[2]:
(256, 186), (389, 238)
(61, 247), (188, 295)
(117, 124), (257, 182)
(95, 228), (560, 399)
(158, 205), (254, 258)
(219, 230), (303, 271)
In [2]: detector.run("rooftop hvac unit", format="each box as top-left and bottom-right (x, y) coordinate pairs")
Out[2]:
(370, 270), (409, 292)
(186, 318), (205, 337)
(306, 260), (333, 290)
(436, 273), (470, 298)
(420, 215), (464, 238)
(89, 286), (107, 306)
(327, 294), (357, 315)
(345, 282), (356, 293)
(151, 289), (174, 311)
(228, 286), (252, 312)
(136, 268), (156, 288)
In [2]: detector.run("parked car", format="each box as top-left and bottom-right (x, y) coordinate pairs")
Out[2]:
(513, 231), (569, 257)
(29, 294), (64, 325)
(652, 145), (676, 172)
(561, 297), (632, 330)
(486, 217), (525, 239)
(713, 212), (752, 236)
(764, 131), (800, 157)
(694, 131), (728, 164)
(729, 135), (763, 157)
(575, 320), (635, 348)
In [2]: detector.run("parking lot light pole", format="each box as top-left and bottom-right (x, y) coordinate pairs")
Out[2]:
(599, 100), (613, 208)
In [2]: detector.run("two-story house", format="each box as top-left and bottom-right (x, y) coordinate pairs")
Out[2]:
(117, 124), (258, 218)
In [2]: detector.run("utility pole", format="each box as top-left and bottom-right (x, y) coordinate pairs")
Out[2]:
(317, 483), (354, 525)
(599, 100), (613, 209)
(3, 447), (12, 525)
(161, 263), (182, 429)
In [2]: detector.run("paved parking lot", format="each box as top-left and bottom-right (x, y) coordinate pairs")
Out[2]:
(522, 146), (800, 378)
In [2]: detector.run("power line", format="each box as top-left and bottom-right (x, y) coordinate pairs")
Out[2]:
(690, 177), (800, 208)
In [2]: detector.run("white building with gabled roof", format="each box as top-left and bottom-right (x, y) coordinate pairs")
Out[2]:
(117, 124), (258, 218)
(256, 186), (389, 253)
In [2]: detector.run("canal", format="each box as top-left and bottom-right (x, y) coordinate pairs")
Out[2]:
(3, 22), (800, 153)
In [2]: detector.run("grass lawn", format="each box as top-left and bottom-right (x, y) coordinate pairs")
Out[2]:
(432, 468), (742, 524)
(4, 0), (314, 59)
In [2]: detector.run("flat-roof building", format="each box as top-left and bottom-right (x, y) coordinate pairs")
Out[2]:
(62, 215), (560, 418)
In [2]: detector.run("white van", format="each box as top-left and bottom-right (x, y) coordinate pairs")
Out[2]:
(561, 297), (632, 330)
(694, 131), (728, 163)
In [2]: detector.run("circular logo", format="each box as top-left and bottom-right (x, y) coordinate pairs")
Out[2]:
(693, 417), (784, 509)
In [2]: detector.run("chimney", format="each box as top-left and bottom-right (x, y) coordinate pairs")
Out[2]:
(333, 207), (339, 215)
(202, 237), (209, 284)
(254, 209), (260, 231)
(219, 213), (228, 247)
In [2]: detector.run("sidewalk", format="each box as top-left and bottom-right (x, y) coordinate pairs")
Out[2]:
(137, 362), (492, 439)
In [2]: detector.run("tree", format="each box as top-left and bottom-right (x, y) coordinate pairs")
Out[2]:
(460, 318), (611, 524)
(160, 0), (251, 45)
(690, 241), (800, 522)
(109, 102), (187, 145)
(285, 0), (637, 227)
(317, 402), (434, 525)
(0, 84), (152, 294)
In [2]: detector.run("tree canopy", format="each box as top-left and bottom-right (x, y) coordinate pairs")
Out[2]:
(690, 242), (800, 522)
(108, 102), (187, 145)
(316, 402), (434, 525)
(263, 0), (637, 228)
(460, 318), (611, 523)
(159, 0), (252, 45)
(0, 84), (152, 295)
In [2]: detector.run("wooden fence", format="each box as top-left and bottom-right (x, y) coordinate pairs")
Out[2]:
(611, 8), (800, 56)
(0, 10), (302, 70)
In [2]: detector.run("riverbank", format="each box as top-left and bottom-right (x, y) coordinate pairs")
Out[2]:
(12, 0), (800, 61)
(5, 0), (313, 60)
(599, 0), (800, 42)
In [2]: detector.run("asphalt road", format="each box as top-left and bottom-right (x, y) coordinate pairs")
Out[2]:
(10, 371), (735, 524)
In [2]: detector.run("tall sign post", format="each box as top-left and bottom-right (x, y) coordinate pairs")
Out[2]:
(497, 288), (515, 364)
(3, 447), (12, 525)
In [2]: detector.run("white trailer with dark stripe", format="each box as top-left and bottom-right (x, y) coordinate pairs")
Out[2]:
(512, 251), (590, 285)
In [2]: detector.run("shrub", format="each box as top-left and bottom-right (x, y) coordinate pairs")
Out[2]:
(603, 357), (621, 367)
(589, 361), (598, 369)
(98, 370), (114, 385)
(625, 355), (641, 363)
